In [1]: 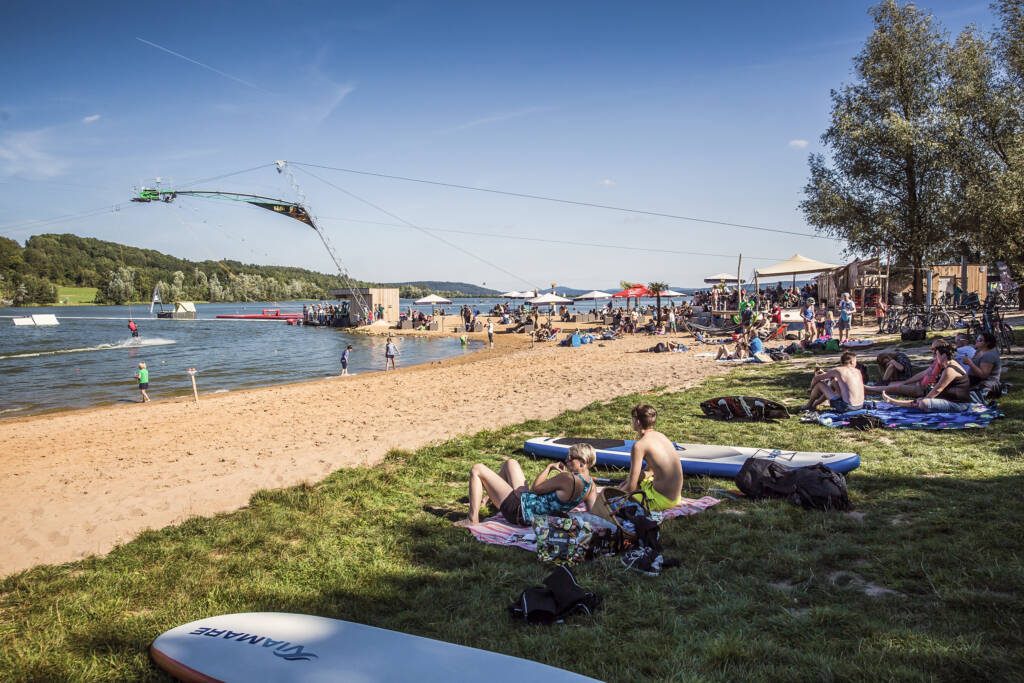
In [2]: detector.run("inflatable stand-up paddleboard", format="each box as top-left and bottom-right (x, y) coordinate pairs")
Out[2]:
(524, 437), (860, 477)
(151, 612), (598, 683)
(700, 396), (789, 421)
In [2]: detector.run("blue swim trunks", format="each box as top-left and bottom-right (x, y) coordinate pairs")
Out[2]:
(828, 397), (863, 413)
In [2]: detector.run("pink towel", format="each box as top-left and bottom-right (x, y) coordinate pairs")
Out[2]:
(464, 496), (721, 551)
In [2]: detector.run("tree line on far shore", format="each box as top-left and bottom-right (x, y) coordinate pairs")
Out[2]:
(0, 234), (487, 306)
(802, 0), (1023, 302)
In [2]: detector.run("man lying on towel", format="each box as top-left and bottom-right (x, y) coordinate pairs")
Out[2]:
(626, 404), (684, 511)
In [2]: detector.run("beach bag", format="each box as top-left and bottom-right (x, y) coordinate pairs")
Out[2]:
(508, 566), (601, 625)
(591, 487), (648, 542)
(735, 459), (851, 512)
(533, 515), (593, 565)
(824, 339), (840, 352)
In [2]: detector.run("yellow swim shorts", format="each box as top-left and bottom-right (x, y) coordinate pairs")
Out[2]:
(635, 475), (682, 511)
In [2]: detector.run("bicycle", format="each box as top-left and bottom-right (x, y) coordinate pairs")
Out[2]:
(899, 304), (952, 332)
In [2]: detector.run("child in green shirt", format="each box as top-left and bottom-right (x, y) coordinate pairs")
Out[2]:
(135, 362), (151, 403)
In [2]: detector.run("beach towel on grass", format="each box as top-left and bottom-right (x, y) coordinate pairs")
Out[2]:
(464, 496), (721, 551)
(800, 401), (1003, 430)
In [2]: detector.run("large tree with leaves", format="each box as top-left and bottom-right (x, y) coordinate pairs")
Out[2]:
(801, 1), (956, 303)
(944, 0), (1024, 281)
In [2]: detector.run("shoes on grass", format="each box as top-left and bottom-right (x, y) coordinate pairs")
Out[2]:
(621, 547), (663, 577)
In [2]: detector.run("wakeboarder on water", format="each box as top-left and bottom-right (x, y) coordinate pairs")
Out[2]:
(128, 319), (139, 338)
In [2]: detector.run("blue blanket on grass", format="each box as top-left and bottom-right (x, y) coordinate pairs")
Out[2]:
(801, 401), (1003, 430)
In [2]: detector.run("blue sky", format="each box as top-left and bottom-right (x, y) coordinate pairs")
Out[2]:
(0, 1), (995, 290)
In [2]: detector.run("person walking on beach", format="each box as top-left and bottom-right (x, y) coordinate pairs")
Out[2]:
(801, 298), (817, 340)
(837, 292), (855, 343)
(340, 344), (353, 376)
(486, 320), (494, 348)
(384, 337), (398, 370)
(135, 361), (151, 402)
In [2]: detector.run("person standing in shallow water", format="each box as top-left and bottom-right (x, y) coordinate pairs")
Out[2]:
(135, 361), (151, 402)
(340, 344), (352, 376)
(384, 337), (398, 370)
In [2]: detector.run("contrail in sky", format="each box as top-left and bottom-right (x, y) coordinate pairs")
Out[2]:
(135, 37), (272, 94)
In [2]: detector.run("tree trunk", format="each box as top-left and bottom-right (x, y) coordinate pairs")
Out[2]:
(912, 253), (923, 304)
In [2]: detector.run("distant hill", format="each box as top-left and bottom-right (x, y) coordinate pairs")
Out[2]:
(387, 281), (500, 298)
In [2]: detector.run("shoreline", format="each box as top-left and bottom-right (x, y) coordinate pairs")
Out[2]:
(0, 326), (728, 577)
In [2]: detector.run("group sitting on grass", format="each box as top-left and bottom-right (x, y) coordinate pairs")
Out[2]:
(459, 404), (684, 526)
(806, 332), (1004, 415)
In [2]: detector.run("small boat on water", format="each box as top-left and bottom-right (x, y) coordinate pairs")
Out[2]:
(215, 308), (302, 321)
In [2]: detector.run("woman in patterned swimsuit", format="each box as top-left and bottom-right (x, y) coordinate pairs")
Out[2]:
(460, 444), (598, 525)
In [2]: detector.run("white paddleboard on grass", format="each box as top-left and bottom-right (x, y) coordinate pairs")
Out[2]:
(151, 612), (598, 682)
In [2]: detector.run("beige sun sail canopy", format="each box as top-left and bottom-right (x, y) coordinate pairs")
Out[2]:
(755, 253), (840, 278)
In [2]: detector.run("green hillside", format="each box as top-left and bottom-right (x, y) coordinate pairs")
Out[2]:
(0, 234), (504, 306)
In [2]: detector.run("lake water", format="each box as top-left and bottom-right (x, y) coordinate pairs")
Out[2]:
(0, 301), (484, 417)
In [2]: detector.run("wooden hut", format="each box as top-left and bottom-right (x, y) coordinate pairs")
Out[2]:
(328, 287), (400, 324)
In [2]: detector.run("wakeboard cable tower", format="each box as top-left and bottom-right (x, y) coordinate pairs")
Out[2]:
(131, 164), (370, 321)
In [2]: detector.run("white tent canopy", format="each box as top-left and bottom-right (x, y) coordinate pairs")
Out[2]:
(657, 289), (686, 297)
(573, 290), (613, 300)
(755, 253), (840, 278)
(499, 290), (524, 298)
(414, 294), (452, 304)
(529, 293), (573, 305)
(703, 273), (744, 284)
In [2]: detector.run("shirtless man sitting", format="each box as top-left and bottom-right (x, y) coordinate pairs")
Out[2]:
(625, 404), (683, 511)
(804, 351), (865, 412)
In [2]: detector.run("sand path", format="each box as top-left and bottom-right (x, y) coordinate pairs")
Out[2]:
(0, 332), (727, 576)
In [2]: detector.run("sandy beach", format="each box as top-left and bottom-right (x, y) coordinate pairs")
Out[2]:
(0, 326), (728, 576)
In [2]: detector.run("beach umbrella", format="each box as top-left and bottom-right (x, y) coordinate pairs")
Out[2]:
(573, 290), (613, 300)
(528, 292), (573, 305)
(610, 285), (650, 298)
(703, 273), (744, 284)
(414, 294), (453, 305)
(657, 289), (686, 297)
(499, 290), (523, 298)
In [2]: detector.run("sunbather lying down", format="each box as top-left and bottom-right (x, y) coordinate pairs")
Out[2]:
(644, 341), (687, 353)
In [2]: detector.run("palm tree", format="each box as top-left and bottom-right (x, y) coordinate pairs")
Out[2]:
(648, 281), (668, 324)
(619, 280), (634, 309)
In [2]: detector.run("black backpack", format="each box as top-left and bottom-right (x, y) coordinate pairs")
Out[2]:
(735, 459), (852, 511)
(508, 566), (602, 624)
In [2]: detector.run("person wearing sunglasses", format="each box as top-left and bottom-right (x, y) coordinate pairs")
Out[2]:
(459, 444), (597, 526)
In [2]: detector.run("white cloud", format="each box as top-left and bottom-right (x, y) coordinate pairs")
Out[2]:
(0, 129), (70, 179)
(788, 139), (809, 149)
(82, 114), (101, 124)
(598, 178), (616, 187)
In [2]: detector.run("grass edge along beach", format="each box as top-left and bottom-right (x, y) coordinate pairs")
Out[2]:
(1, 356), (1022, 682)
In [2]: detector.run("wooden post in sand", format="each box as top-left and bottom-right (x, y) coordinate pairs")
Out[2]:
(187, 368), (199, 403)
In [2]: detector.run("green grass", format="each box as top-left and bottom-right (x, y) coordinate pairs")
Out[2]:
(55, 286), (98, 305)
(1, 359), (1022, 681)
